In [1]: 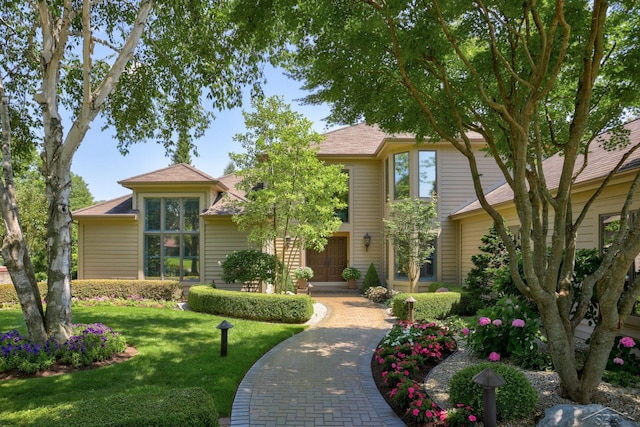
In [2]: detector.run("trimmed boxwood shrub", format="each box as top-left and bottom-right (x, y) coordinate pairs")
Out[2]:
(360, 263), (381, 293)
(0, 280), (183, 305)
(449, 362), (537, 421)
(188, 286), (314, 323)
(43, 387), (218, 427)
(390, 292), (461, 321)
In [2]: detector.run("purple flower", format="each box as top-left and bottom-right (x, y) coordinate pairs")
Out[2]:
(478, 317), (491, 326)
(511, 319), (526, 328)
(488, 352), (501, 362)
(613, 357), (624, 365)
(461, 327), (470, 336)
(492, 319), (503, 326)
(620, 337), (636, 348)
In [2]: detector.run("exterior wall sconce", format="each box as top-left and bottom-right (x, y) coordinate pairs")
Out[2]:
(363, 233), (371, 251)
(285, 235), (292, 247)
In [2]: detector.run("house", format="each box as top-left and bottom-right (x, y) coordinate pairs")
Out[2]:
(449, 118), (640, 339)
(73, 123), (504, 292)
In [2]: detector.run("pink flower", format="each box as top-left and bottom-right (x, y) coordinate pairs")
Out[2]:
(492, 319), (503, 326)
(425, 410), (433, 418)
(511, 319), (526, 328)
(413, 409), (420, 416)
(469, 415), (477, 422)
(462, 327), (470, 336)
(478, 317), (491, 326)
(613, 357), (624, 365)
(620, 336), (636, 348)
(416, 400), (422, 407)
(488, 351), (501, 361)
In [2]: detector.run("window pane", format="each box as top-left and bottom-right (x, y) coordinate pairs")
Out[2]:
(144, 235), (161, 278)
(336, 171), (349, 222)
(183, 235), (200, 281)
(183, 198), (200, 231)
(164, 199), (180, 231)
(394, 152), (410, 199)
(163, 234), (180, 279)
(419, 151), (437, 198)
(145, 199), (161, 231)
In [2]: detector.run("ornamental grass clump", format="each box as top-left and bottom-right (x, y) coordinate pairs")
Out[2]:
(0, 323), (126, 373)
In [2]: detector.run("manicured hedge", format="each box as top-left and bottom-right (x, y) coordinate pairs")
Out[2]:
(391, 291), (462, 321)
(188, 286), (314, 323)
(42, 387), (218, 427)
(0, 280), (183, 305)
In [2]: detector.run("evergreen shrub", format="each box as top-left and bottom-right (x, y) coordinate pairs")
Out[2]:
(187, 286), (314, 323)
(390, 292), (461, 321)
(449, 362), (537, 421)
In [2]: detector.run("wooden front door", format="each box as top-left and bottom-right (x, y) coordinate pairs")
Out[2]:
(306, 237), (348, 282)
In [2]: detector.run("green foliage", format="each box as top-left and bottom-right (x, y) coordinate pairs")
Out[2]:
(0, 280), (182, 306)
(390, 292), (461, 321)
(383, 197), (438, 293)
(449, 363), (537, 421)
(187, 286), (314, 323)
(221, 250), (279, 285)
(230, 96), (348, 292)
(464, 296), (549, 370)
(341, 267), (361, 280)
(293, 266), (314, 280)
(44, 387), (218, 427)
(361, 263), (381, 292)
(363, 286), (398, 304)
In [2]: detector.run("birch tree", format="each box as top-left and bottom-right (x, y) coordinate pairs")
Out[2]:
(1, 0), (264, 343)
(231, 0), (640, 402)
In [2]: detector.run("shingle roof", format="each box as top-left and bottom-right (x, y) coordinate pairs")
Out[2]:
(202, 173), (247, 216)
(72, 194), (136, 218)
(118, 163), (225, 189)
(316, 123), (411, 155)
(451, 118), (640, 217)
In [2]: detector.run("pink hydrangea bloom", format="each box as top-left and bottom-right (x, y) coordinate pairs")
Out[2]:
(462, 327), (470, 336)
(478, 317), (491, 326)
(620, 336), (636, 348)
(613, 357), (624, 365)
(512, 319), (526, 328)
(488, 352), (501, 362)
(492, 319), (503, 326)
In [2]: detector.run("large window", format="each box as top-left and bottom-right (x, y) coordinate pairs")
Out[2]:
(600, 212), (640, 316)
(144, 197), (200, 281)
(419, 151), (437, 198)
(393, 241), (437, 281)
(336, 170), (349, 222)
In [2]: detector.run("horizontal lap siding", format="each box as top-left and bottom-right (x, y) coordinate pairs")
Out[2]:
(439, 148), (504, 284)
(203, 218), (252, 289)
(79, 221), (138, 279)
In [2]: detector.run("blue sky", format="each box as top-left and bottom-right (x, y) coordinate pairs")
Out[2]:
(71, 66), (340, 202)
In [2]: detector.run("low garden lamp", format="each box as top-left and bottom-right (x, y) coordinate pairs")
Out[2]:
(216, 320), (234, 357)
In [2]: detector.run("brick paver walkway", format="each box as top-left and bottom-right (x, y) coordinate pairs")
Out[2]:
(229, 293), (404, 427)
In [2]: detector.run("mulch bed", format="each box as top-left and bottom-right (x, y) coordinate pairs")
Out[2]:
(0, 346), (137, 381)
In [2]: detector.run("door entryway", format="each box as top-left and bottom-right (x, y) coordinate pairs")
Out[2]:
(306, 237), (348, 282)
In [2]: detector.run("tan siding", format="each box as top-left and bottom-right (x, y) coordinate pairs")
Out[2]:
(203, 217), (252, 289)
(78, 221), (138, 279)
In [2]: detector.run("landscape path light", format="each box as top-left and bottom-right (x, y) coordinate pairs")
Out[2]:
(405, 296), (416, 323)
(216, 320), (234, 357)
(472, 367), (506, 427)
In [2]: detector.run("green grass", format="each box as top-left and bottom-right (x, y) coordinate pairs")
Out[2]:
(0, 306), (306, 424)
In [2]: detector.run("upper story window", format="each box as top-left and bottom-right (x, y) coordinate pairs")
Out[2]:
(336, 170), (350, 222)
(419, 151), (437, 198)
(144, 197), (200, 281)
(394, 152), (410, 199)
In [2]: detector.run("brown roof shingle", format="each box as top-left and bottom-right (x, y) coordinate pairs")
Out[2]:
(118, 163), (225, 189)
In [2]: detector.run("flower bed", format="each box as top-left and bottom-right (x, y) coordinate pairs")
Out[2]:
(0, 323), (127, 375)
(372, 320), (479, 426)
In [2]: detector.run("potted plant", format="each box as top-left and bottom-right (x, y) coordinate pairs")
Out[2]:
(293, 266), (314, 289)
(342, 267), (361, 289)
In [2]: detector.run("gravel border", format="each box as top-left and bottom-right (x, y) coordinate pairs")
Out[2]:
(424, 340), (640, 426)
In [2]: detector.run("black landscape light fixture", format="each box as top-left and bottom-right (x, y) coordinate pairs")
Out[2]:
(472, 368), (506, 427)
(216, 320), (234, 357)
(363, 233), (371, 251)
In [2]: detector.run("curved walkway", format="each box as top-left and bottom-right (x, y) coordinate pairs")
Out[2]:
(229, 293), (405, 427)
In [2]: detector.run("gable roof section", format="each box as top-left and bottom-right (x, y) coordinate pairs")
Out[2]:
(202, 173), (247, 216)
(72, 194), (136, 218)
(118, 163), (227, 190)
(451, 118), (640, 218)
(317, 123), (414, 156)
